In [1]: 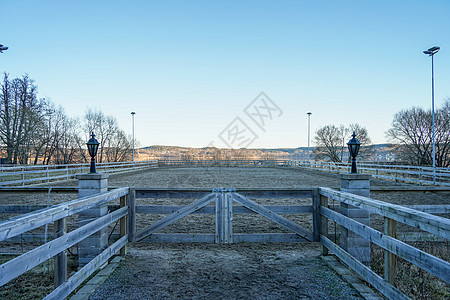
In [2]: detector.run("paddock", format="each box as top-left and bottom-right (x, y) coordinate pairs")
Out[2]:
(0, 164), (448, 299)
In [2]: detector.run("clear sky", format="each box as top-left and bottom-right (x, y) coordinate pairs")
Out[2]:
(1, 1), (449, 148)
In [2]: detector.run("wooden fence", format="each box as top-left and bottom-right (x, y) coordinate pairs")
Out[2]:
(318, 187), (450, 300)
(0, 187), (129, 299)
(0, 160), (157, 186)
(0, 185), (448, 299)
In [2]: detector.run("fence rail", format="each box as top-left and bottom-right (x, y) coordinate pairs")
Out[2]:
(0, 160), (157, 186)
(0, 188), (129, 299)
(318, 187), (450, 299)
(289, 160), (450, 186)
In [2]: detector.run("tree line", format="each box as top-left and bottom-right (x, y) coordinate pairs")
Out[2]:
(0, 73), (135, 165)
(312, 99), (449, 167)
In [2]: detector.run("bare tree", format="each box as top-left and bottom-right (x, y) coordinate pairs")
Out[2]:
(312, 125), (346, 162)
(0, 73), (44, 164)
(313, 124), (373, 162)
(387, 99), (450, 167)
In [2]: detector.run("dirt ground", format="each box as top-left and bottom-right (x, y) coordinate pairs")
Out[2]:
(89, 243), (362, 300)
(0, 166), (448, 299)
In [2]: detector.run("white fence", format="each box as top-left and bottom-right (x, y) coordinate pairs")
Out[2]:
(288, 160), (450, 186)
(0, 160), (158, 186)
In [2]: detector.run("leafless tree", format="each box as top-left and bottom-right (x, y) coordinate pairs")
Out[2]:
(387, 99), (450, 167)
(313, 124), (373, 162)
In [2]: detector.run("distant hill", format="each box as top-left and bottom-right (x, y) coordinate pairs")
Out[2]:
(137, 144), (397, 162)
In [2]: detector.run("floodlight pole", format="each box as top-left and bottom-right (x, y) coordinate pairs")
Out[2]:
(131, 112), (136, 167)
(423, 46), (439, 184)
(307, 112), (312, 164)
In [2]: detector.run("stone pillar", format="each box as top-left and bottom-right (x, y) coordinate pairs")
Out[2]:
(340, 173), (371, 265)
(76, 173), (109, 267)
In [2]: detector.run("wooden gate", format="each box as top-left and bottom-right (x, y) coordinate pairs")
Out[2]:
(128, 188), (319, 243)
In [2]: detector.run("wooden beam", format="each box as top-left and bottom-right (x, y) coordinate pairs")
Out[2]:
(320, 194), (329, 256)
(134, 194), (215, 242)
(133, 187), (314, 199)
(312, 189), (320, 242)
(132, 204), (313, 215)
(319, 187), (450, 240)
(128, 189), (136, 242)
(44, 235), (127, 300)
(384, 217), (397, 284)
(120, 196), (127, 256)
(321, 236), (409, 300)
(54, 218), (67, 287)
(321, 206), (450, 283)
(0, 187), (129, 242)
(232, 193), (313, 241)
(0, 207), (127, 286)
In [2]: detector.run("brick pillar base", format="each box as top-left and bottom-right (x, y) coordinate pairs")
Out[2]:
(76, 173), (109, 267)
(340, 173), (371, 265)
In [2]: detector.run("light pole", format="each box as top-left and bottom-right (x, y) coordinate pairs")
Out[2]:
(131, 112), (136, 166)
(0, 44), (8, 53)
(423, 46), (439, 183)
(307, 112), (312, 164)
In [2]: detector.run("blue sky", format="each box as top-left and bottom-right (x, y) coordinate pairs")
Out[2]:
(1, 1), (449, 148)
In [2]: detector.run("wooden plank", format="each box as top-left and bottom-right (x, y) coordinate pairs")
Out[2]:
(312, 189), (320, 242)
(371, 186), (450, 193)
(384, 217), (397, 284)
(134, 194), (216, 242)
(319, 187), (450, 240)
(120, 196), (127, 256)
(321, 236), (409, 300)
(223, 192), (233, 243)
(54, 218), (67, 287)
(132, 204), (312, 215)
(140, 233), (216, 243)
(0, 207), (127, 286)
(232, 193), (313, 241)
(404, 205), (450, 214)
(128, 189), (136, 242)
(321, 207), (450, 283)
(320, 194), (329, 256)
(0, 187), (129, 242)
(45, 235), (127, 300)
(397, 232), (447, 242)
(234, 233), (308, 242)
(134, 188), (314, 199)
(215, 193), (222, 243)
(0, 187), (78, 193)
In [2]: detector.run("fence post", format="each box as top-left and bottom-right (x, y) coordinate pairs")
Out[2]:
(224, 192), (233, 243)
(312, 189), (320, 242)
(384, 217), (397, 284)
(340, 173), (371, 265)
(215, 192), (222, 243)
(46, 166), (49, 183)
(320, 193), (329, 256)
(21, 167), (25, 186)
(76, 173), (109, 267)
(128, 189), (136, 242)
(120, 195), (128, 256)
(54, 218), (67, 286)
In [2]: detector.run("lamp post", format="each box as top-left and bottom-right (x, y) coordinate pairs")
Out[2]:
(86, 132), (100, 173)
(0, 44), (8, 53)
(307, 112), (312, 164)
(131, 112), (136, 166)
(347, 132), (361, 173)
(423, 46), (439, 184)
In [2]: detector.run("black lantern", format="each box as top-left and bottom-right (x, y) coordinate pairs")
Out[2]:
(86, 131), (100, 173)
(347, 131), (361, 173)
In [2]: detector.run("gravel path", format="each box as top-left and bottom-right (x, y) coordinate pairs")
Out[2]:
(89, 243), (363, 300)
